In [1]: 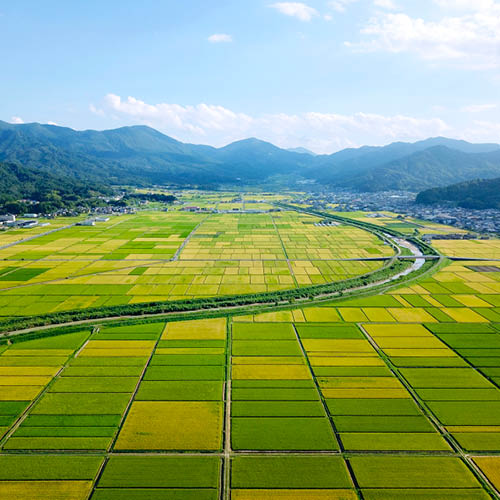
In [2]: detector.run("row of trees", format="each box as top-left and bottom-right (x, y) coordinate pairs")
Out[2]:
(0, 259), (422, 336)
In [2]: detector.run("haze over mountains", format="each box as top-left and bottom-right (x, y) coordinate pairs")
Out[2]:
(1, 120), (500, 192)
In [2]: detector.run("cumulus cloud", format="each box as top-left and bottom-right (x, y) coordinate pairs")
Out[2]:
(90, 104), (105, 117)
(373, 0), (397, 9)
(346, 1), (500, 69)
(462, 120), (500, 142)
(461, 103), (497, 112)
(269, 2), (319, 21)
(328, 0), (359, 13)
(103, 94), (253, 137)
(434, 0), (496, 11)
(98, 93), (451, 153)
(10, 116), (24, 124)
(208, 33), (233, 43)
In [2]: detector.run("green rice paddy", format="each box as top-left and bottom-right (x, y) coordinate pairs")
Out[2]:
(0, 198), (500, 499)
(0, 209), (389, 317)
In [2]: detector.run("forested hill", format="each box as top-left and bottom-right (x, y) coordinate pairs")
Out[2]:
(1, 120), (500, 191)
(416, 177), (500, 210)
(0, 121), (312, 186)
(0, 161), (110, 214)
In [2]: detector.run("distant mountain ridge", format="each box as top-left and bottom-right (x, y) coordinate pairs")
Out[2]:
(1, 120), (500, 191)
(0, 121), (312, 186)
(309, 138), (500, 189)
(331, 146), (500, 192)
(287, 147), (316, 156)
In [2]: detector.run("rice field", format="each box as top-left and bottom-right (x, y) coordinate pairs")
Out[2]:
(331, 210), (469, 237)
(433, 239), (500, 259)
(2, 201), (500, 498)
(0, 210), (389, 317)
(0, 215), (87, 246)
(1, 249), (500, 498)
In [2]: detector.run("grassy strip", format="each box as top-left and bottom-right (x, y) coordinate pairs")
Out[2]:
(0, 260), (413, 336)
(0, 324), (95, 346)
(0, 210), (446, 340)
(0, 261), (446, 343)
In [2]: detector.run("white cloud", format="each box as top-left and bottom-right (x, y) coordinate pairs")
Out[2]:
(99, 93), (450, 153)
(103, 94), (253, 137)
(462, 120), (500, 143)
(47, 121), (58, 126)
(10, 116), (24, 124)
(208, 33), (233, 43)
(434, 0), (496, 11)
(269, 2), (319, 21)
(90, 104), (105, 117)
(373, 0), (397, 9)
(328, 0), (358, 13)
(461, 103), (497, 112)
(346, 4), (500, 69)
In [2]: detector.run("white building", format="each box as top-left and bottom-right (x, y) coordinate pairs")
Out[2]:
(0, 215), (16, 223)
(18, 220), (38, 228)
(77, 219), (96, 226)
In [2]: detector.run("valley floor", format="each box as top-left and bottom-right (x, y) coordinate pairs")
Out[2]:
(0, 210), (390, 317)
(0, 246), (500, 499)
(1, 196), (500, 499)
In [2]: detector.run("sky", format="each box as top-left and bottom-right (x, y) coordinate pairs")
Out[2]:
(2, 0), (500, 153)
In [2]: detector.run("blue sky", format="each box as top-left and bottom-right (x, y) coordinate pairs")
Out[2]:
(2, 0), (500, 152)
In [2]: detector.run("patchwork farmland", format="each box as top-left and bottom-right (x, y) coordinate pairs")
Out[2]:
(1, 200), (500, 499)
(0, 210), (391, 317)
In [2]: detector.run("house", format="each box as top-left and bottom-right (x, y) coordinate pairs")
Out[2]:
(0, 215), (16, 223)
(18, 220), (38, 228)
(77, 219), (96, 226)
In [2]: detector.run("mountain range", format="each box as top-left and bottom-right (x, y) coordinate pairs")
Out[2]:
(1, 120), (500, 192)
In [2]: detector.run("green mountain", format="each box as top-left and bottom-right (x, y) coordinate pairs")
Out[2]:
(0, 122), (311, 185)
(416, 177), (500, 209)
(331, 146), (500, 192)
(312, 139), (500, 189)
(0, 121), (226, 185)
(0, 161), (109, 214)
(1, 120), (500, 191)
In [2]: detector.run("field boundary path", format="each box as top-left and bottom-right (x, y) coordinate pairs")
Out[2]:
(270, 214), (299, 287)
(170, 213), (212, 261)
(0, 222), (78, 250)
